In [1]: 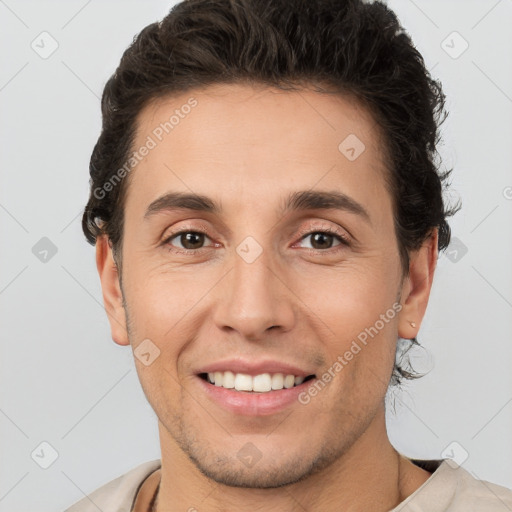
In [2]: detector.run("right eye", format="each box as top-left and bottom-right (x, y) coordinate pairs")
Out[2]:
(164, 230), (215, 252)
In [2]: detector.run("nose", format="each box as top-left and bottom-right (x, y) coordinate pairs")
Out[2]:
(211, 247), (296, 341)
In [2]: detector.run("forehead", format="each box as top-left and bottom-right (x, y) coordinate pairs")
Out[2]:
(135, 82), (384, 153)
(127, 83), (391, 217)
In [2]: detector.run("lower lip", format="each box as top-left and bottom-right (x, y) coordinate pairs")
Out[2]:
(196, 375), (315, 416)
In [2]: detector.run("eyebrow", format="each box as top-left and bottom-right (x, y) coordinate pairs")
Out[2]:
(144, 189), (371, 225)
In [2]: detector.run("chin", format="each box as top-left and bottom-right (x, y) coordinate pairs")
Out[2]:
(181, 438), (343, 489)
(191, 457), (314, 488)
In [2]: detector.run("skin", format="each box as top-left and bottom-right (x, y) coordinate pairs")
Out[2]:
(96, 83), (438, 511)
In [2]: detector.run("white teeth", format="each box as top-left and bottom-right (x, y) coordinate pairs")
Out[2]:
(205, 371), (310, 392)
(234, 373), (253, 391)
(223, 370), (235, 389)
(284, 375), (295, 389)
(271, 373), (284, 390)
(253, 373), (272, 392)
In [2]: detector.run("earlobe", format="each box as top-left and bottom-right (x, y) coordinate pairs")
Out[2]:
(398, 229), (438, 340)
(96, 235), (130, 346)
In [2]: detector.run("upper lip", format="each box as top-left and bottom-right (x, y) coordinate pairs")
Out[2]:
(196, 358), (316, 377)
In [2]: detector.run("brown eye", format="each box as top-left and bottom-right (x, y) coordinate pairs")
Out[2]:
(298, 230), (347, 251)
(166, 231), (212, 251)
(180, 232), (205, 249)
(308, 232), (335, 250)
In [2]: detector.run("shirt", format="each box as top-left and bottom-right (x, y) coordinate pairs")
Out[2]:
(63, 458), (512, 511)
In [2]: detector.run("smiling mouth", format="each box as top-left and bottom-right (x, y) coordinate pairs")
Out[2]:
(198, 372), (316, 393)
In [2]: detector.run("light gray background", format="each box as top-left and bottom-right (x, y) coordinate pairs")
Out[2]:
(0, 1), (511, 511)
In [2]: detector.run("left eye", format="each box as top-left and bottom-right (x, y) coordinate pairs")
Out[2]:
(297, 231), (347, 250)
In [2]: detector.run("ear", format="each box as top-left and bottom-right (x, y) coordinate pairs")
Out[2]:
(96, 235), (129, 346)
(398, 228), (438, 339)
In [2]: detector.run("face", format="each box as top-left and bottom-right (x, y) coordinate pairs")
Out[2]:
(98, 83), (434, 488)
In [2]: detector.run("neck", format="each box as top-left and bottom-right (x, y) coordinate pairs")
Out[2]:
(152, 407), (430, 512)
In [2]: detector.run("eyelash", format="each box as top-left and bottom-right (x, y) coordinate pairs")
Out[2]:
(162, 225), (351, 255)
(295, 226), (351, 253)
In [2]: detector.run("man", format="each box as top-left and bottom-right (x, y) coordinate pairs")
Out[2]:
(65, 0), (512, 510)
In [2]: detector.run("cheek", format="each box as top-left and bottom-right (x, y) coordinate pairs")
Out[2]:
(299, 263), (397, 328)
(296, 265), (399, 372)
(124, 266), (205, 334)
(123, 268), (220, 389)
